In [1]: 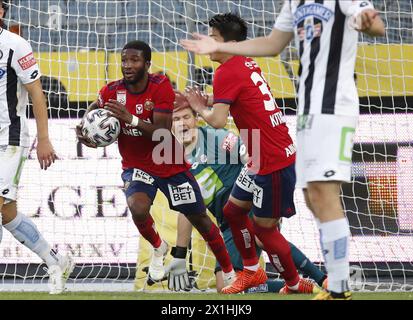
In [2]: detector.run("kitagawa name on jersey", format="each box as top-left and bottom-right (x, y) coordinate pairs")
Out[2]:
(294, 3), (334, 26)
(269, 110), (285, 127)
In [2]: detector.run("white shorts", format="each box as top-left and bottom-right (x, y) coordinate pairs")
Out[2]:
(0, 145), (28, 204)
(296, 114), (358, 188)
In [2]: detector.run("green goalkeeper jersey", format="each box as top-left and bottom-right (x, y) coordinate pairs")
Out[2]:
(187, 126), (245, 232)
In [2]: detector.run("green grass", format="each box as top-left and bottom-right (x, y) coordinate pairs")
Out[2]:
(0, 291), (411, 300)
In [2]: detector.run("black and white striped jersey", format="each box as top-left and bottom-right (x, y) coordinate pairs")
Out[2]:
(274, 0), (374, 116)
(0, 28), (41, 147)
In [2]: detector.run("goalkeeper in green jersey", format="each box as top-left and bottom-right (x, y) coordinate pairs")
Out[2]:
(165, 92), (327, 293)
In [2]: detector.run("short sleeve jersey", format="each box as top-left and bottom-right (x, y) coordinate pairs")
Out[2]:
(97, 74), (189, 177)
(274, 0), (375, 116)
(213, 56), (295, 175)
(0, 28), (41, 147)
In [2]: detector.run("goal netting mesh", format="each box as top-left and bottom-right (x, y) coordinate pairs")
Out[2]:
(1, 0), (412, 292)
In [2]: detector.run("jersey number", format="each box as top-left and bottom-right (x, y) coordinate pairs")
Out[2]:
(250, 72), (276, 111)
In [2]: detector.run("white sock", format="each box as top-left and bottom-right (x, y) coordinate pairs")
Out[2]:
(244, 264), (260, 272)
(154, 240), (168, 256)
(3, 212), (63, 267)
(319, 218), (351, 293)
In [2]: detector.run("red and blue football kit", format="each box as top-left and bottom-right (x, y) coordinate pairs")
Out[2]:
(216, 56), (301, 286)
(97, 74), (189, 177)
(97, 74), (204, 216)
(213, 56), (296, 219)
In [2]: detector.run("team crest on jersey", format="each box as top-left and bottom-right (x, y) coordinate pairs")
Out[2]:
(298, 22), (322, 41)
(144, 99), (154, 111)
(136, 104), (143, 114)
(0, 68), (6, 80)
(116, 90), (127, 105)
(18, 52), (37, 70)
(293, 3), (333, 26)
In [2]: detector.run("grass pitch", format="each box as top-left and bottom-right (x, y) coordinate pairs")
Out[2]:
(0, 291), (411, 300)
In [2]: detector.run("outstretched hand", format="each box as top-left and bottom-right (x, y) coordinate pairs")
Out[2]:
(183, 86), (208, 114)
(180, 33), (219, 55)
(174, 89), (190, 110)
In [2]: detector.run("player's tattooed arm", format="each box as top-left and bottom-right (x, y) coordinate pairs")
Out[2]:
(76, 101), (98, 148)
(184, 86), (229, 129)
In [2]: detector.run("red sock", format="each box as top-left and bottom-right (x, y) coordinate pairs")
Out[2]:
(253, 222), (299, 287)
(134, 215), (162, 249)
(223, 201), (259, 267)
(200, 223), (233, 273)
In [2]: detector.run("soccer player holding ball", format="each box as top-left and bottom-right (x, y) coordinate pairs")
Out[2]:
(181, 1), (385, 299)
(76, 41), (236, 285)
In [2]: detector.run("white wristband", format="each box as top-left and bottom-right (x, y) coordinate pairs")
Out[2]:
(131, 115), (140, 127)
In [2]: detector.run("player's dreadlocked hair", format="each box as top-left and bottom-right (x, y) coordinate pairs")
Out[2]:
(209, 13), (248, 42)
(123, 40), (152, 62)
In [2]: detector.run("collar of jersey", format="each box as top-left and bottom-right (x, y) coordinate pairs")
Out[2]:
(122, 78), (149, 95)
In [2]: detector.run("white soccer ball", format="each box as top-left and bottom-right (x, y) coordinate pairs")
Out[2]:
(81, 109), (120, 147)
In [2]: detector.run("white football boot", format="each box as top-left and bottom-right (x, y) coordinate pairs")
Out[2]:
(48, 255), (75, 294)
(148, 240), (169, 281)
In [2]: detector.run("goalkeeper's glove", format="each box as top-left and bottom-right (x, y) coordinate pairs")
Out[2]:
(164, 246), (191, 291)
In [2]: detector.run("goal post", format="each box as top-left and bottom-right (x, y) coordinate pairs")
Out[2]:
(2, 0), (412, 292)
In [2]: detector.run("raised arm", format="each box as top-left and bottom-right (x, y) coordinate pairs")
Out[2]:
(183, 87), (230, 129)
(341, 0), (385, 37)
(356, 8), (385, 37)
(181, 28), (293, 58)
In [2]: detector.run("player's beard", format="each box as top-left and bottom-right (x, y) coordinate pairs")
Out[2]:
(123, 68), (146, 85)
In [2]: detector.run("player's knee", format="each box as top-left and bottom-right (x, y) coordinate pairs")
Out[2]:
(186, 212), (211, 234)
(253, 216), (278, 228)
(127, 197), (151, 220)
(307, 184), (328, 208)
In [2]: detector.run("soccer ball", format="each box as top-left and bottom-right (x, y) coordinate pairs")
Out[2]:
(81, 109), (120, 147)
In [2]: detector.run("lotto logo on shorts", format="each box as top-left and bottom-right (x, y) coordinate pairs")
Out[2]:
(18, 52), (37, 70)
(253, 185), (263, 208)
(168, 182), (196, 206)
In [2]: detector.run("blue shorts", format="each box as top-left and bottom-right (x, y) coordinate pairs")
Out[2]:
(215, 228), (262, 273)
(121, 168), (206, 216)
(231, 163), (296, 219)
